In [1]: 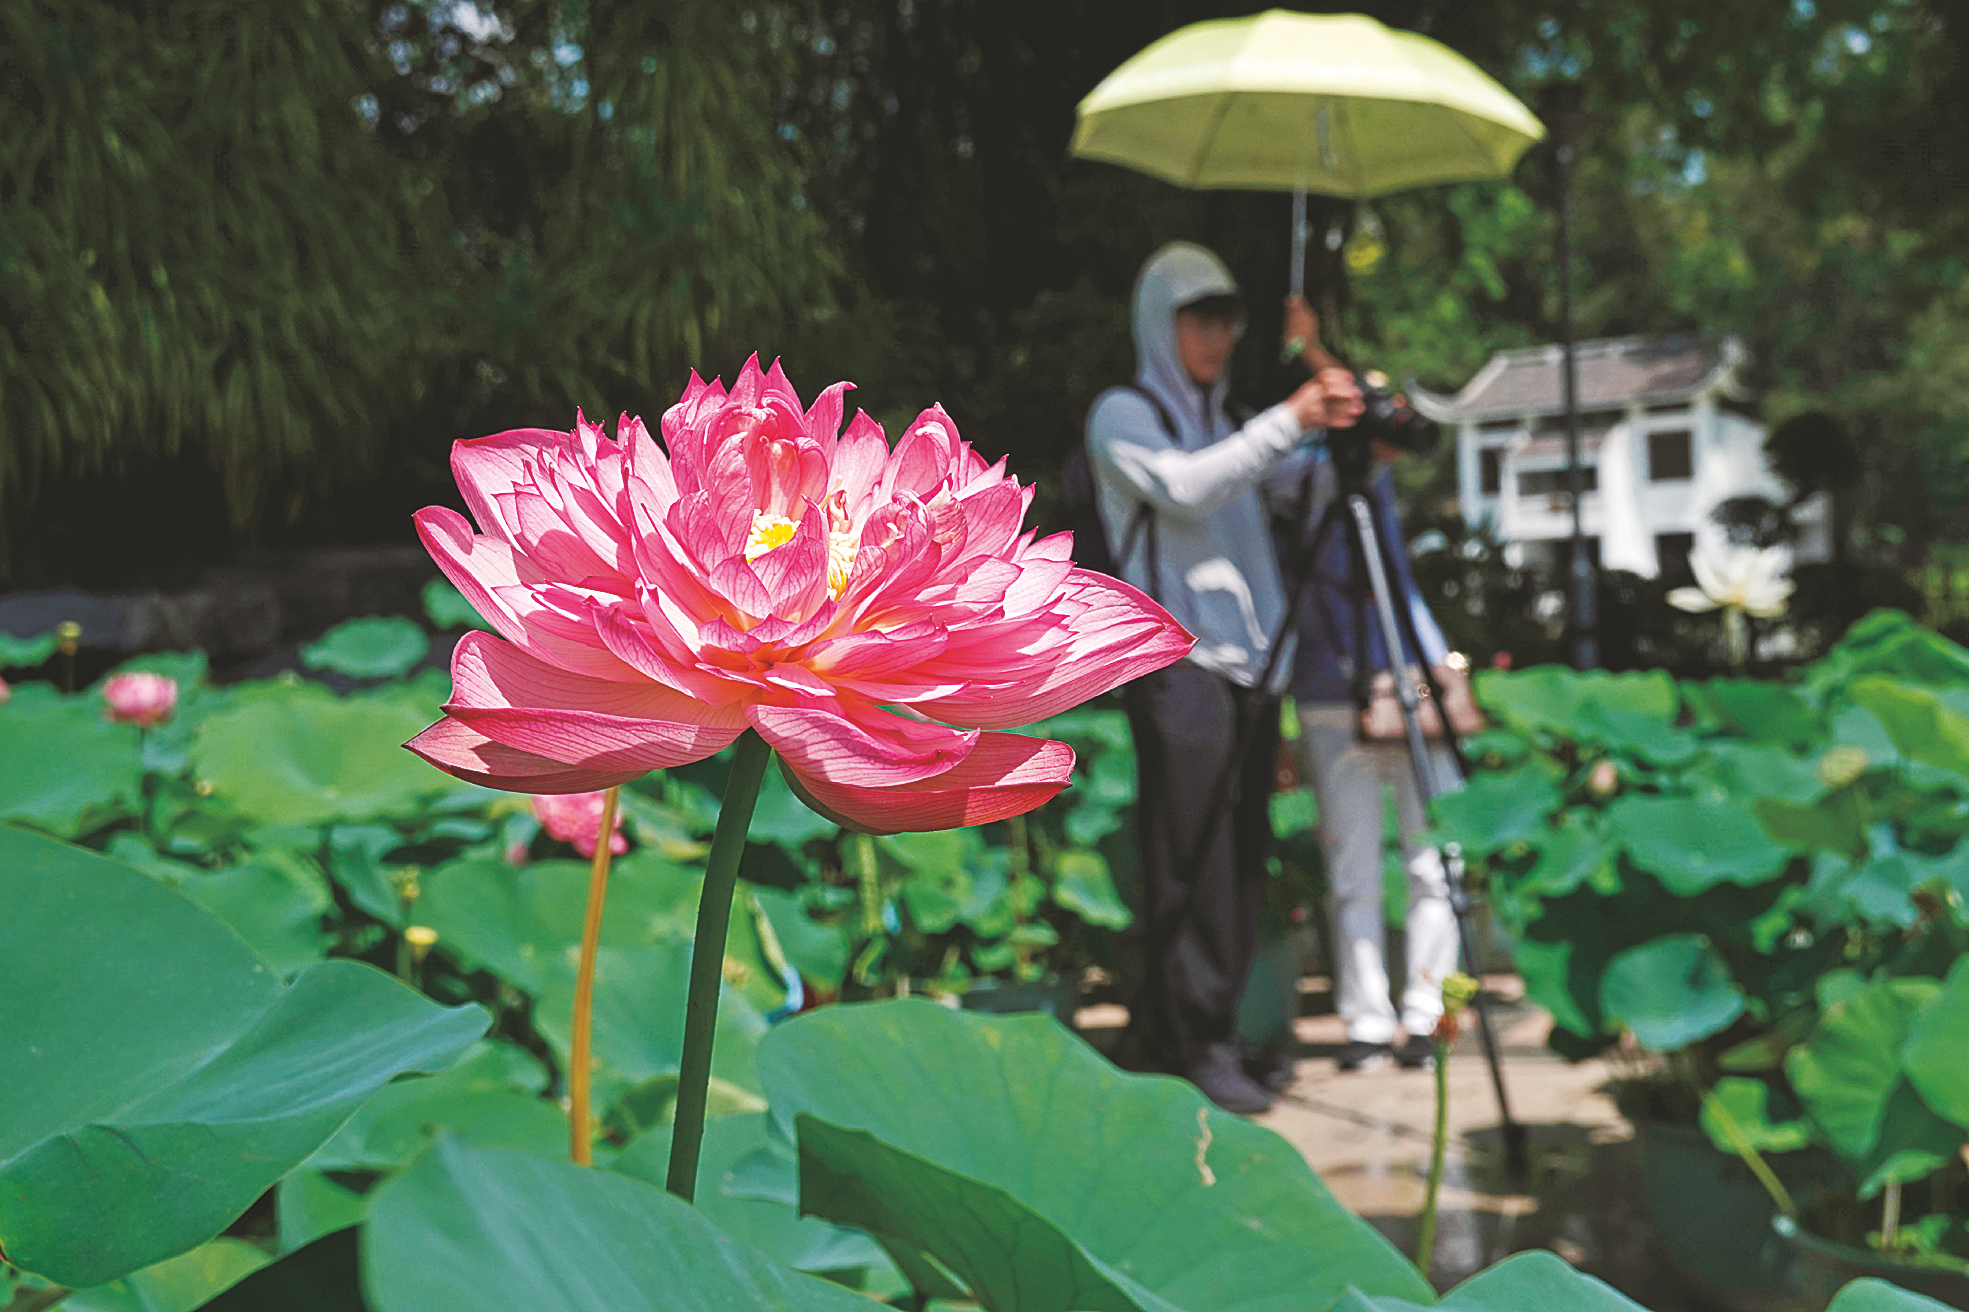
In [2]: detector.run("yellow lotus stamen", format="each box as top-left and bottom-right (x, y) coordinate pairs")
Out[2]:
(827, 528), (858, 597)
(747, 506), (857, 597)
(744, 511), (798, 561)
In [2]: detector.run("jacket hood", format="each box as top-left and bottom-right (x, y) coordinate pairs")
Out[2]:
(1132, 241), (1238, 446)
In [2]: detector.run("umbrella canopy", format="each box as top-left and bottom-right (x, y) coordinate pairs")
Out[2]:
(1072, 10), (1544, 199)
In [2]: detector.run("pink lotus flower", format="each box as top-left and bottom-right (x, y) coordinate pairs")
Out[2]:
(0, 675), (9, 707)
(531, 790), (630, 858)
(407, 357), (1190, 833)
(102, 672), (178, 728)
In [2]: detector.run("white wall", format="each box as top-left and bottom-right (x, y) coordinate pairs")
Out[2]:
(1455, 396), (1822, 579)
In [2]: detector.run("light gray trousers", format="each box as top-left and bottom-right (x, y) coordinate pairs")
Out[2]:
(1295, 703), (1461, 1044)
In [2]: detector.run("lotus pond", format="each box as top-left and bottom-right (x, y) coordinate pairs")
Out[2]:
(2, 598), (1966, 1312)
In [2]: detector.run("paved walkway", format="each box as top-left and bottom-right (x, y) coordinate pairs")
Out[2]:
(1083, 976), (1700, 1308)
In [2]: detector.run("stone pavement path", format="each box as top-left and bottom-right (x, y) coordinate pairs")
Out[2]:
(1083, 976), (1703, 1309)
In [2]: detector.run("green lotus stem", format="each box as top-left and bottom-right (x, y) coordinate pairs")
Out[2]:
(1414, 1036), (1450, 1278)
(568, 785), (623, 1166)
(854, 830), (882, 936)
(667, 731), (773, 1201)
(1699, 1085), (1797, 1219)
(1880, 1179), (1902, 1251)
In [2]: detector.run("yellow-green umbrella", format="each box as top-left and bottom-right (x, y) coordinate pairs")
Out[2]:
(1072, 9), (1544, 292)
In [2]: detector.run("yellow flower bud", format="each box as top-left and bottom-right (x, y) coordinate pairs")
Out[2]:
(404, 924), (438, 963)
(1441, 971), (1481, 1017)
(1816, 744), (1869, 790)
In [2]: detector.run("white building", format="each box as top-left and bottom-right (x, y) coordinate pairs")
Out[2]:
(1412, 335), (1828, 581)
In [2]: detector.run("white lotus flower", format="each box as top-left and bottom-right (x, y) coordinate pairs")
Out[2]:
(1667, 542), (1794, 618)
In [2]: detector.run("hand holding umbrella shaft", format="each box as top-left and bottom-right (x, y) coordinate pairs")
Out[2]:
(1283, 296), (1343, 371)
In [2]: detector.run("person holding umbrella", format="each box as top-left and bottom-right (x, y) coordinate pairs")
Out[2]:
(1087, 240), (1360, 1113)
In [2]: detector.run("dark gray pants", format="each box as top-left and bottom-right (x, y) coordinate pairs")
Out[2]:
(1124, 661), (1280, 1072)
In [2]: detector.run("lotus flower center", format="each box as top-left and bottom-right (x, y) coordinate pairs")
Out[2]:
(746, 508), (860, 599)
(745, 511), (798, 560)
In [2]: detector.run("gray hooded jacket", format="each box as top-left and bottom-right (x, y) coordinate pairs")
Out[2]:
(1085, 242), (1313, 690)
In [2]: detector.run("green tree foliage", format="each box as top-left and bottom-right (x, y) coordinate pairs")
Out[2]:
(0, 0), (840, 580)
(0, 0), (427, 562)
(9, 0), (1969, 621)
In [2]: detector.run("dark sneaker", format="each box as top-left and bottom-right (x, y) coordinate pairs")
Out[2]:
(1186, 1048), (1276, 1114)
(1335, 1039), (1395, 1072)
(1395, 1034), (1437, 1070)
(1238, 1040), (1294, 1091)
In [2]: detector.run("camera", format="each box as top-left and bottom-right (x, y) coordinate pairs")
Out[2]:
(1349, 370), (1439, 456)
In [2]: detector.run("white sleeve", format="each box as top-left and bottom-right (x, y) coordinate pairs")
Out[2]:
(1088, 392), (1309, 522)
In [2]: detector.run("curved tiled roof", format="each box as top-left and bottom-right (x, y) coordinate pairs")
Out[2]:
(1411, 334), (1745, 422)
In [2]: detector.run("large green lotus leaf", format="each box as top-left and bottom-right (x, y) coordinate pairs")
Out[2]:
(274, 1172), (370, 1256)
(0, 827), (488, 1287)
(417, 853), (787, 1013)
(302, 617), (431, 680)
(422, 578), (492, 632)
(1570, 702), (1698, 766)
(191, 688), (450, 827)
(1848, 678), (1969, 780)
(746, 761), (838, 847)
(1598, 934), (1745, 1051)
(360, 1137), (878, 1312)
(177, 851), (334, 977)
(614, 1112), (890, 1277)
(1685, 678), (1824, 746)
(1901, 956), (1969, 1128)
(760, 1000), (1432, 1312)
(0, 629), (57, 668)
(1425, 766), (1558, 858)
(305, 1043), (562, 1172)
(1508, 934), (1599, 1038)
(534, 942), (769, 1115)
(881, 827), (976, 875)
(796, 1115), (1184, 1312)
(1513, 821), (1612, 900)
(1052, 848), (1133, 929)
(1825, 1276), (1967, 1311)
(1805, 610), (1969, 698)
(750, 885), (851, 993)
(1847, 1079), (1964, 1197)
(1787, 976), (1943, 1169)
(1605, 795), (1790, 893)
(0, 684), (145, 835)
(1475, 666), (1675, 737)
(1696, 740), (1826, 806)
(1333, 1249), (1647, 1311)
(66, 1239), (269, 1312)
(1758, 789), (1869, 862)
(1801, 849), (1936, 928)
(1700, 1076), (1813, 1155)
(193, 1229), (365, 1312)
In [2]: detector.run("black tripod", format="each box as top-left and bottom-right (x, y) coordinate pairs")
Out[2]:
(1277, 438), (1530, 1176)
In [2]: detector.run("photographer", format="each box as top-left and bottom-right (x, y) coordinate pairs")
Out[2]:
(1282, 399), (1462, 1073)
(1086, 241), (1360, 1114)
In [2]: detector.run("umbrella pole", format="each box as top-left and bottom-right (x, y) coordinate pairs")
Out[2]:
(1289, 184), (1308, 301)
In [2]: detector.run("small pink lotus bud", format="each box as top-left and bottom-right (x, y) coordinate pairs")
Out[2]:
(531, 791), (628, 858)
(1490, 650), (1514, 671)
(1587, 759), (1620, 797)
(0, 675), (10, 707)
(102, 672), (178, 728)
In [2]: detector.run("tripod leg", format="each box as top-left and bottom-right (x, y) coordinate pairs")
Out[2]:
(1345, 492), (1530, 1179)
(1364, 519), (1474, 780)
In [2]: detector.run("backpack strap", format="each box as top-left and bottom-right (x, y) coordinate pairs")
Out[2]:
(1113, 384), (1178, 602)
